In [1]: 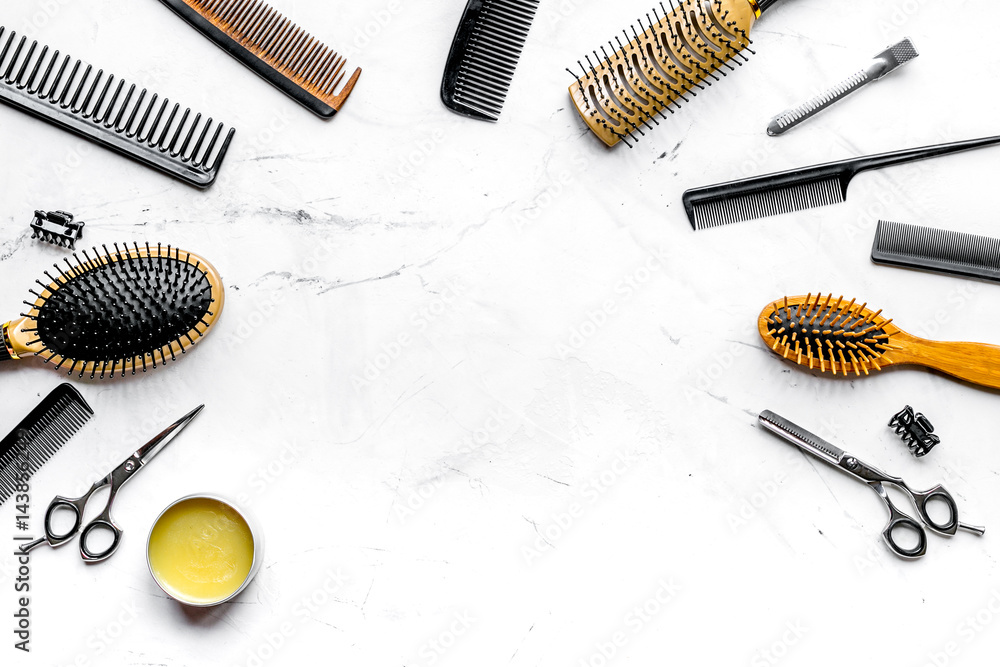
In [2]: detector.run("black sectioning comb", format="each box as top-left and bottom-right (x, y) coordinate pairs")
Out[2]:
(441, 0), (540, 121)
(0, 26), (234, 188)
(872, 220), (1000, 283)
(683, 135), (1000, 230)
(1, 243), (225, 379)
(0, 384), (93, 506)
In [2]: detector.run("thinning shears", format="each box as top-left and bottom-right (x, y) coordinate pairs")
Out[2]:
(22, 405), (203, 562)
(758, 410), (984, 559)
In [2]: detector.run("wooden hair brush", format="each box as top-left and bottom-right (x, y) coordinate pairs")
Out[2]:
(759, 293), (1000, 390)
(568, 0), (784, 147)
(1, 243), (224, 379)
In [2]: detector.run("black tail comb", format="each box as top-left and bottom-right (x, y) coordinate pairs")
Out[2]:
(0, 26), (235, 188)
(0, 384), (93, 506)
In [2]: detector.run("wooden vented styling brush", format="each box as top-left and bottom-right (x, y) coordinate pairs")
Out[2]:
(1, 243), (224, 379)
(568, 0), (783, 147)
(759, 293), (1000, 390)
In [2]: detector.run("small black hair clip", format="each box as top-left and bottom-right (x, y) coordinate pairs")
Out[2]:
(889, 405), (941, 457)
(30, 210), (85, 250)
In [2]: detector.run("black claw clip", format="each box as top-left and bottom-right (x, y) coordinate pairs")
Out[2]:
(30, 210), (84, 249)
(889, 405), (940, 458)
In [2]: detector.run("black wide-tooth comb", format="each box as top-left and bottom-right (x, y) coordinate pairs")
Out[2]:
(872, 220), (1000, 283)
(1, 243), (225, 379)
(0, 26), (235, 188)
(441, 0), (541, 121)
(0, 384), (93, 506)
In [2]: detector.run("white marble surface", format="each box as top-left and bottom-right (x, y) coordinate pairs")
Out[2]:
(2, 0), (1000, 664)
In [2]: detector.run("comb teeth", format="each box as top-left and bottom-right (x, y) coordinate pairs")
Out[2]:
(0, 26), (234, 188)
(441, 0), (541, 121)
(567, 0), (758, 148)
(159, 0), (361, 117)
(0, 385), (93, 506)
(689, 177), (845, 230)
(872, 220), (1000, 282)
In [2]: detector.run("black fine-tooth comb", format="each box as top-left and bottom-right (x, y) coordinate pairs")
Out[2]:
(158, 0), (362, 118)
(683, 135), (1000, 230)
(441, 0), (540, 121)
(0, 384), (93, 506)
(872, 220), (1000, 283)
(0, 26), (234, 188)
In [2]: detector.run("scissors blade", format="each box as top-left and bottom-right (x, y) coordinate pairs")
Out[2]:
(758, 410), (846, 466)
(134, 405), (205, 464)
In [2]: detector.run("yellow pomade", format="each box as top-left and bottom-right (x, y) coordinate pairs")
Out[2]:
(148, 497), (255, 604)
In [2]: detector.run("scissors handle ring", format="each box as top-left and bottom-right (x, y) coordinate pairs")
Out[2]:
(43, 495), (86, 546)
(871, 482), (928, 559)
(906, 484), (959, 536)
(79, 517), (123, 562)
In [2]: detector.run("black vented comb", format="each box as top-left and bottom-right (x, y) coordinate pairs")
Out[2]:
(872, 220), (1000, 283)
(0, 384), (93, 506)
(0, 26), (235, 188)
(441, 0), (540, 121)
(683, 135), (1000, 231)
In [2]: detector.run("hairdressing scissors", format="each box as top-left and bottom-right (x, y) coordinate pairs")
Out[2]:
(758, 410), (984, 559)
(21, 405), (203, 562)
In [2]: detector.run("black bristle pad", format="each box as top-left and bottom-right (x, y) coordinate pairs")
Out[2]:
(441, 0), (541, 121)
(0, 384), (93, 506)
(768, 299), (890, 364)
(34, 248), (212, 370)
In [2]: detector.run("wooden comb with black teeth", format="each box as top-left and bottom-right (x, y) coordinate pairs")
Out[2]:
(759, 293), (1000, 390)
(158, 0), (361, 118)
(567, 0), (785, 148)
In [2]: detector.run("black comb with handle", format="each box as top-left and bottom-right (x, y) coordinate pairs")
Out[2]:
(1, 384), (93, 506)
(0, 26), (235, 188)
(872, 220), (1000, 283)
(683, 135), (1000, 231)
(441, 0), (540, 121)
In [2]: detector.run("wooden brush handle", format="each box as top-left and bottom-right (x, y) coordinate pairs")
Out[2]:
(896, 333), (1000, 389)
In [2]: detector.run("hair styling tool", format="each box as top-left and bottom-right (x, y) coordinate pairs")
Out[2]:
(684, 135), (1000, 230)
(758, 410), (983, 559)
(759, 293), (1000, 390)
(567, 0), (786, 148)
(30, 210), (85, 250)
(158, 0), (361, 118)
(0, 384), (93, 506)
(0, 27), (233, 188)
(21, 405), (203, 562)
(767, 38), (918, 136)
(1, 243), (224, 379)
(441, 0), (540, 121)
(889, 405), (940, 458)
(872, 220), (1000, 283)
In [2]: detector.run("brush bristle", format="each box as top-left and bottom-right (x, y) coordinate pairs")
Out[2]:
(567, 0), (757, 147)
(23, 243), (219, 379)
(760, 294), (897, 377)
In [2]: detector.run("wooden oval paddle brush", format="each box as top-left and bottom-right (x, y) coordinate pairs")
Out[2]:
(759, 293), (1000, 389)
(567, 0), (785, 147)
(1, 243), (224, 379)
